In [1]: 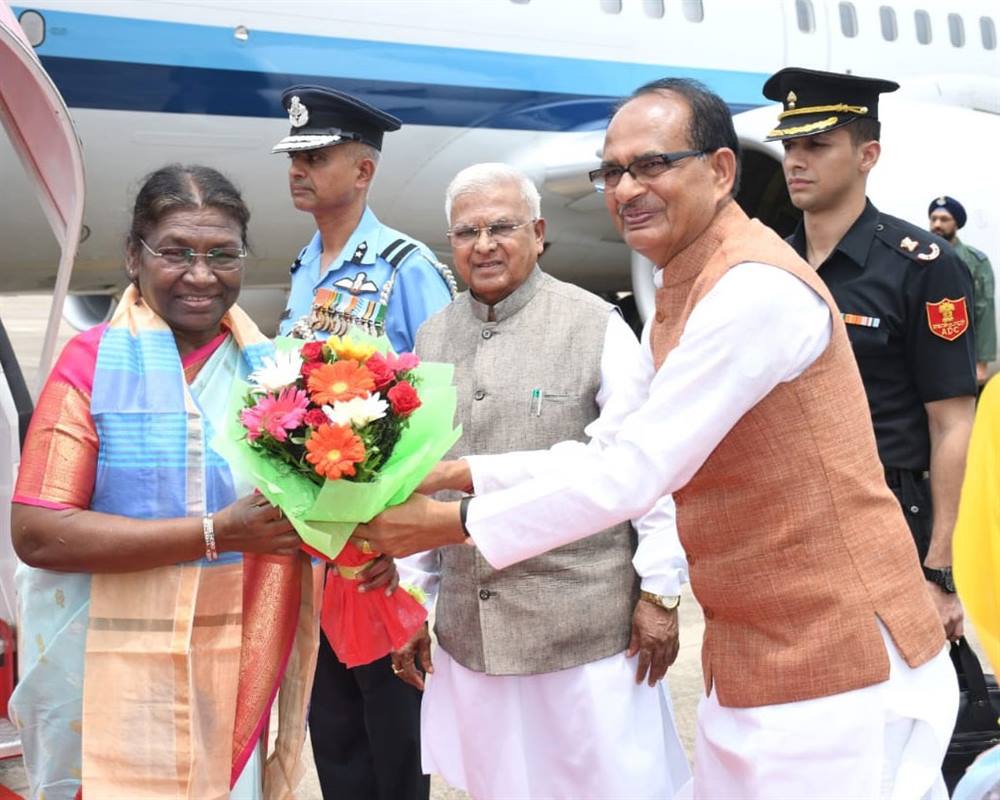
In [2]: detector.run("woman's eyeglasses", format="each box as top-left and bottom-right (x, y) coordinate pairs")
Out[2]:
(139, 238), (246, 272)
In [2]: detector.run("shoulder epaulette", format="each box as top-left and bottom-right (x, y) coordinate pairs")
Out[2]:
(965, 244), (989, 262)
(379, 238), (410, 264)
(874, 217), (942, 264)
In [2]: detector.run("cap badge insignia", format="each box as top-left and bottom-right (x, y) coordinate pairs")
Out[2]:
(916, 242), (940, 261)
(786, 91), (797, 109)
(900, 237), (918, 252)
(936, 196), (947, 206)
(288, 96), (309, 128)
(926, 297), (969, 341)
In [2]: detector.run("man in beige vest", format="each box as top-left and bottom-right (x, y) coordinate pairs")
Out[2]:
(391, 162), (690, 799)
(358, 79), (960, 798)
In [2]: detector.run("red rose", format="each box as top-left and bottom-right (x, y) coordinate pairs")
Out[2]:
(365, 352), (395, 390)
(301, 359), (327, 380)
(303, 408), (328, 429)
(301, 341), (325, 362)
(387, 381), (421, 417)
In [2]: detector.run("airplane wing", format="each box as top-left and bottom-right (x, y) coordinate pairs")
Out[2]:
(0, 0), (84, 390)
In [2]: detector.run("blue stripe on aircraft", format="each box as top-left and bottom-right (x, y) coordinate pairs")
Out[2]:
(17, 7), (766, 130)
(35, 56), (613, 130)
(38, 56), (760, 132)
(20, 7), (768, 101)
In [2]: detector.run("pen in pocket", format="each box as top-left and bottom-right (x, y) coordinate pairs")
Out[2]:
(530, 388), (543, 416)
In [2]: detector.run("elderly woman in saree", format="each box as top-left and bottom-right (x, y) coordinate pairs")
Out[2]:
(9, 164), (394, 799)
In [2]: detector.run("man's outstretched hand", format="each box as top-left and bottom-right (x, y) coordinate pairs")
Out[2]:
(417, 460), (473, 495)
(354, 493), (466, 558)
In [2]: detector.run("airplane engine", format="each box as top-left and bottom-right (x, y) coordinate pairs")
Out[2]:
(63, 293), (115, 331)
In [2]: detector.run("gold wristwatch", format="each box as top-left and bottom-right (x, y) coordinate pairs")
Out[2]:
(640, 590), (680, 610)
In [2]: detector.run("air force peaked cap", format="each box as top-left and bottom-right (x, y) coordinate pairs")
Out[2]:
(762, 68), (899, 141)
(272, 85), (402, 154)
(929, 195), (967, 228)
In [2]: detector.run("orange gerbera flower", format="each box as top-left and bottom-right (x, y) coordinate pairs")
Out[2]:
(307, 359), (376, 405)
(305, 423), (366, 480)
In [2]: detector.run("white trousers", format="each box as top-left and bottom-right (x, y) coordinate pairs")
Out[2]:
(688, 624), (959, 800)
(422, 648), (691, 799)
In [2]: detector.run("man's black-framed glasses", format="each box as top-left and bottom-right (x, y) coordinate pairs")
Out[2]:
(139, 238), (247, 272)
(588, 149), (708, 192)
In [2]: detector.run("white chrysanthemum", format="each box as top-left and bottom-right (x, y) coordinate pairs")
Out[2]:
(323, 394), (389, 427)
(248, 350), (302, 393)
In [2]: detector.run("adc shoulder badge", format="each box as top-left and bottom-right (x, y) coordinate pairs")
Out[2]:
(926, 297), (970, 341)
(900, 236), (940, 261)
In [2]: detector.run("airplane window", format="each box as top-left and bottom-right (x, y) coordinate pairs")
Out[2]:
(644, 0), (665, 19)
(948, 13), (965, 47)
(17, 9), (45, 47)
(879, 6), (898, 41)
(839, 2), (858, 37)
(915, 10), (932, 44)
(600, 0), (622, 13)
(796, 0), (815, 33)
(982, 16), (997, 50)
(683, 0), (704, 22)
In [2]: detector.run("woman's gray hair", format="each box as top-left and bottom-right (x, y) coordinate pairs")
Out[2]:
(444, 162), (541, 221)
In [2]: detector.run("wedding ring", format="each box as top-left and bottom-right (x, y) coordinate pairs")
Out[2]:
(391, 664), (403, 674)
(359, 538), (373, 554)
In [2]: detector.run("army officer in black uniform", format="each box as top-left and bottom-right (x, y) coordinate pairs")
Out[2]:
(763, 68), (976, 641)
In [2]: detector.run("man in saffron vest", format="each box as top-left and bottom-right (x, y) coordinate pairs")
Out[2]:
(357, 78), (960, 799)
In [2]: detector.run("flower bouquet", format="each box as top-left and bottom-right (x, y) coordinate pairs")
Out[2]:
(214, 334), (461, 667)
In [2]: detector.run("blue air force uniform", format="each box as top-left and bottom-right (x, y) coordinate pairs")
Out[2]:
(279, 206), (454, 353)
(272, 84), (454, 800)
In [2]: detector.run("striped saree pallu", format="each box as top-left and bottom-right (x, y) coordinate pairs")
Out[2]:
(79, 287), (322, 798)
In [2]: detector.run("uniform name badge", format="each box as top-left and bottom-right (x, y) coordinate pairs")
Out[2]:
(307, 287), (388, 338)
(925, 297), (970, 341)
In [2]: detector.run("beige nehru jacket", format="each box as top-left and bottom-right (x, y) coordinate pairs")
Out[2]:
(416, 268), (638, 675)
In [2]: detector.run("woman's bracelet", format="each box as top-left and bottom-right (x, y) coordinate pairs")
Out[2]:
(203, 514), (219, 561)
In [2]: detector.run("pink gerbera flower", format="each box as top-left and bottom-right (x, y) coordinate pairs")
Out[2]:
(386, 351), (420, 374)
(240, 387), (310, 442)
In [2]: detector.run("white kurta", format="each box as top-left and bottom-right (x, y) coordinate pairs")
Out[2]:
(400, 311), (691, 799)
(463, 263), (958, 799)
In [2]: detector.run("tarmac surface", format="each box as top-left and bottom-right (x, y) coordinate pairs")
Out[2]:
(0, 294), (706, 798)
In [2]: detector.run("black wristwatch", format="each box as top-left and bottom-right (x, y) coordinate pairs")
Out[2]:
(459, 496), (472, 541)
(922, 565), (956, 594)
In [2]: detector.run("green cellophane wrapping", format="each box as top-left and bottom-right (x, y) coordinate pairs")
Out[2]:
(213, 336), (462, 559)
